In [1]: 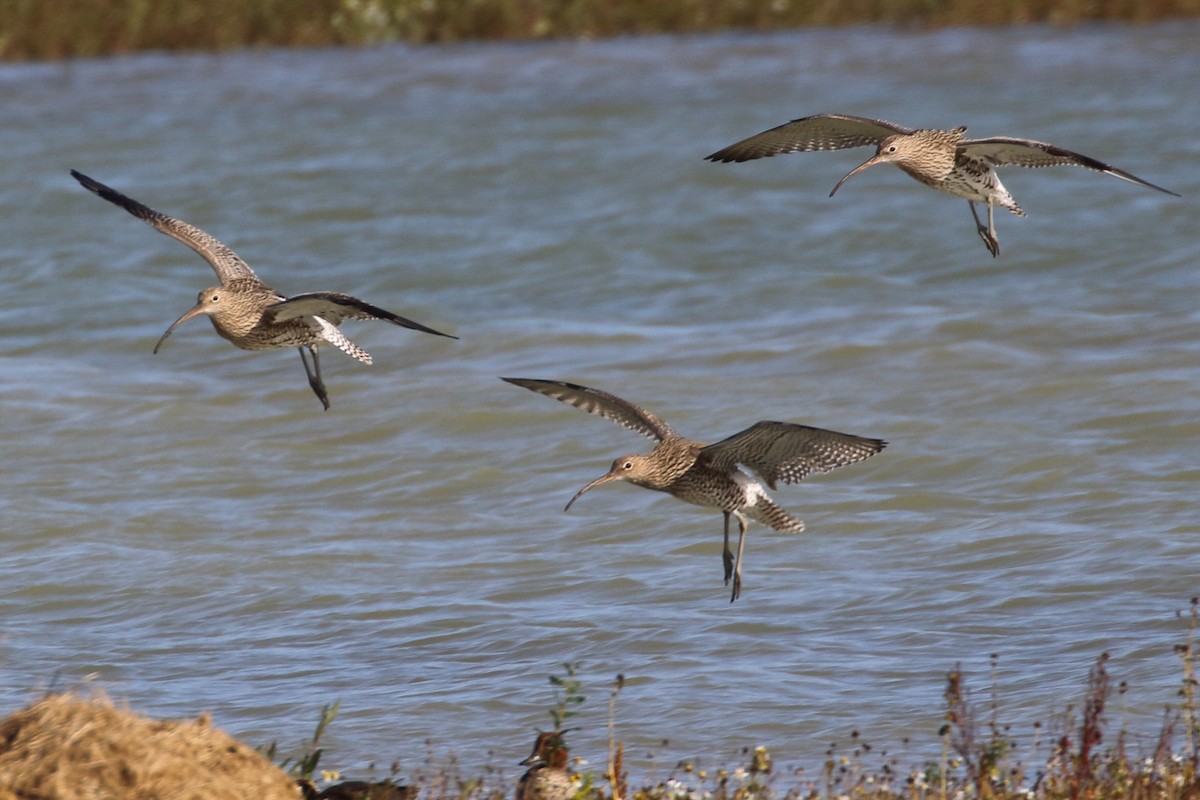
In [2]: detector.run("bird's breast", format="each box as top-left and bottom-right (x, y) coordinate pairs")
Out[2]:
(216, 311), (317, 350)
(670, 465), (764, 512)
(935, 156), (1000, 201)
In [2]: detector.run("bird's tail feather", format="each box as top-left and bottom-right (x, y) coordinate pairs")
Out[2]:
(748, 497), (805, 533)
(315, 317), (372, 364)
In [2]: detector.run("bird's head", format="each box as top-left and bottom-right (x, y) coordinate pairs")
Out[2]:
(520, 731), (570, 767)
(153, 286), (225, 353)
(564, 453), (655, 511)
(829, 134), (912, 197)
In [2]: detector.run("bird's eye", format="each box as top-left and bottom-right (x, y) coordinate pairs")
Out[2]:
(622, 461), (633, 470)
(210, 294), (220, 302)
(886, 145), (897, 153)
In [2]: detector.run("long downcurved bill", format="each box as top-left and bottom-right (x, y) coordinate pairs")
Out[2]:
(829, 154), (885, 197)
(563, 471), (620, 512)
(153, 302), (207, 354)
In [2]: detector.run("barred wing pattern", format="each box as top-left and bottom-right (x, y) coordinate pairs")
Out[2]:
(958, 138), (1181, 195)
(266, 292), (457, 338)
(501, 378), (675, 442)
(701, 421), (886, 490)
(705, 113), (913, 163)
(70, 170), (261, 286)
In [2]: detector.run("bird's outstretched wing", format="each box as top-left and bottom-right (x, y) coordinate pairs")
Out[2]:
(701, 421), (886, 489)
(705, 113), (914, 163)
(71, 170), (262, 285)
(958, 138), (1180, 195)
(501, 378), (675, 442)
(264, 292), (457, 338)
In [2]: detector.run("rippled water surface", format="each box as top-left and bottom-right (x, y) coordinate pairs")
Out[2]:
(1, 24), (1198, 775)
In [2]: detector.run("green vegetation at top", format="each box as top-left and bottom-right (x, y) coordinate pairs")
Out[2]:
(2, 0), (1199, 61)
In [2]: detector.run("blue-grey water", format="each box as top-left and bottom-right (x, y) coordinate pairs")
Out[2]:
(1, 23), (1198, 780)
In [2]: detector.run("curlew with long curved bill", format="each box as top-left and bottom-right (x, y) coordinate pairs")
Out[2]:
(72, 170), (455, 410)
(706, 113), (1179, 257)
(503, 377), (886, 602)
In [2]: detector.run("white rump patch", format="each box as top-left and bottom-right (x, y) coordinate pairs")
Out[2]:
(731, 467), (767, 508)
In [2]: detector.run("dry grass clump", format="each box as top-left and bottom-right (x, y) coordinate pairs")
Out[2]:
(0, 692), (300, 800)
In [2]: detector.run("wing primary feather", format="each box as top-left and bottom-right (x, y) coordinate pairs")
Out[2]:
(705, 113), (913, 163)
(501, 378), (674, 441)
(702, 420), (886, 489)
(267, 292), (456, 338)
(957, 139), (1179, 195)
(70, 169), (260, 285)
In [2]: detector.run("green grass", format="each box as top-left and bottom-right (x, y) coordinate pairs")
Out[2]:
(3, 0), (1200, 61)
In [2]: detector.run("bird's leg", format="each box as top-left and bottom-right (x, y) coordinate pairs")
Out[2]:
(299, 345), (331, 411)
(722, 511), (735, 585)
(968, 201), (1000, 258)
(985, 201), (1000, 258)
(730, 511), (749, 603)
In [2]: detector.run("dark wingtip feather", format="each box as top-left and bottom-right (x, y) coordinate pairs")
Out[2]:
(70, 169), (104, 195)
(502, 377), (590, 396)
(69, 170), (151, 219)
(704, 148), (762, 164)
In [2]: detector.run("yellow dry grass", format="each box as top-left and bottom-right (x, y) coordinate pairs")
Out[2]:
(0, 692), (300, 800)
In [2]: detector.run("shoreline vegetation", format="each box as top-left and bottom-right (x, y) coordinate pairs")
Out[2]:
(2, 0), (1200, 62)
(272, 605), (1200, 799)
(285, 626), (1200, 800)
(3, 601), (1200, 799)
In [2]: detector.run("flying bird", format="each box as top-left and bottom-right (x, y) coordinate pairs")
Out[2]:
(503, 377), (885, 601)
(706, 113), (1178, 257)
(72, 170), (455, 409)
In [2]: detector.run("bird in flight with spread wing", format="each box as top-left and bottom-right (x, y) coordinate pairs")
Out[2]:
(706, 113), (1178, 257)
(503, 377), (886, 601)
(73, 170), (455, 410)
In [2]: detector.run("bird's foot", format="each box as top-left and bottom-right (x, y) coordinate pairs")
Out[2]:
(722, 548), (734, 585)
(729, 573), (742, 603)
(977, 226), (1000, 258)
(299, 347), (332, 410)
(308, 377), (331, 411)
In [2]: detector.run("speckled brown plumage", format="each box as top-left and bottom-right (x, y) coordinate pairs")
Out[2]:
(72, 170), (455, 410)
(516, 732), (574, 800)
(503, 378), (886, 602)
(706, 113), (1178, 257)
